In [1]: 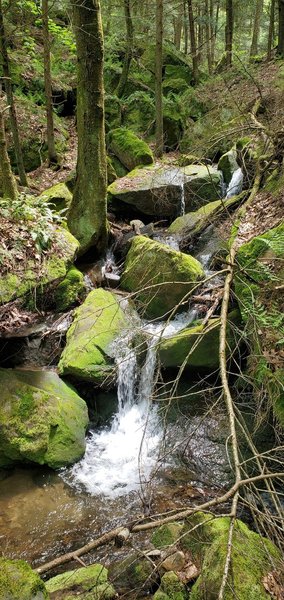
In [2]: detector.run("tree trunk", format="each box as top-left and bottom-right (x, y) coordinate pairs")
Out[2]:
(225, 0), (233, 67)
(68, 0), (107, 255)
(116, 0), (134, 98)
(183, 0), (188, 54)
(173, 7), (183, 50)
(42, 0), (58, 165)
(0, 108), (18, 201)
(0, 0), (27, 186)
(188, 0), (199, 82)
(250, 0), (264, 58)
(155, 0), (163, 157)
(205, 0), (212, 74)
(267, 0), (275, 59)
(197, 2), (203, 66)
(278, 0), (284, 56)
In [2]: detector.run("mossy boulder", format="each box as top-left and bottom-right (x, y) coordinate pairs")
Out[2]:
(168, 200), (223, 237)
(108, 128), (154, 171)
(108, 164), (222, 218)
(235, 222), (284, 426)
(0, 557), (49, 600)
(154, 572), (187, 600)
(108, 552), (156, 594)
(218, 148), (239, 185)
(187, 514), (281, 599)
(39, 182), (72, 212)
(0, 227), (79, 306)
(158, 311), (240, 370)
(54, 266), (85, 311)
(121, 236), (204, 319)
(151, 522), (183, 549)
(0, 369), (88, 469)
(58, 289), (128, 385)
(46, 564), (115, 599)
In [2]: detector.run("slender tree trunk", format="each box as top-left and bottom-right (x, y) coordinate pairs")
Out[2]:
(225, 0), (233, 67)
(205, 0), (212, 74)
(183, 0), (188, 54)
(250, 0), (264, 58)
(116, 0), (134, 98)
(0, 108), (18, 201)
(42, 0), (58, 165)
(0, 0), (27, 186)
(173, 7), (183, 50)
(155, 0), (163, 157)
(188, 0), (199, 82)
(267, 0), (275, 58)
(197, 3), (203, 65)
(211, 0), (220, 65)
(68, 0), (107, 254)
(278, 0), (284, 56)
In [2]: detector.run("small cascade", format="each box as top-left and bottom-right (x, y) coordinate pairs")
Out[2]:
(180, 180), (185, 216)
(226, 167), (244, 198)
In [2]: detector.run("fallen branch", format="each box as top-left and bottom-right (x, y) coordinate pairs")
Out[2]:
(35, 472), (284, 575)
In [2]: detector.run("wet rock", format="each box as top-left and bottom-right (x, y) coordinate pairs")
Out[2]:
(0, 557), (48, 600)
(121, 235), (204, 319)
(161, 551), (186, 573)
(58, 289), (128, 385)
(158, 310), (240, 371)
(0, 368), (88, 469)
(46, 564), (115, 599)
(108, 552), (157, 594)
(108, 164), (222, 218)
(218, 147), (239, 185)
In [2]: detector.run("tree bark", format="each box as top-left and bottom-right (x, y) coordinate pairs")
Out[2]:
(116, 0), (134, 98)
(183, 0), (188, 54)
(0, 0), (27, 186)
(155, 0), (163, 157)
(187, 0), (199, 83)
(267, 0), (275, 59)
(205, 0), (212, 74)
(250, 0), (264, 58)
(173, 6), (183, 50)
(278, 0), (284, 56)
(68, 0), (108, 255)
(0, 107), (18, 201)
(42, 0), (58, 165)
(225, 0), (233, 67)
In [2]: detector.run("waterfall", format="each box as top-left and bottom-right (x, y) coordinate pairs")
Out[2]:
(68, 309), (197, 498)
(226, 168), (243, 198)
(180, 181), (185, 216)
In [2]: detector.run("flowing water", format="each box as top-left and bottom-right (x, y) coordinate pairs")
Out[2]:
(226, 167), (244, 198)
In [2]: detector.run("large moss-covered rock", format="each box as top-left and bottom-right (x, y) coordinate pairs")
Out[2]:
(235, 222), (284, 426)
(0, 227), (79, 306)
(186, 514), (281, 599)
(58, 289), (127, 384)
(108, 128), (154, 171)
(218, 148), (239, 185)
(0, 558), (49, 600)
(46, 564), (115, 599)
(108, 164), (222, 217)
(0, 369), (88, 469)
(121, 236), (204, 319)
(168, 196), (240, 239)
(151, 522), (183, 549)
(39, 182), (72, 212)
(54, 266), (85, 311)
(158, 311), (240, 370)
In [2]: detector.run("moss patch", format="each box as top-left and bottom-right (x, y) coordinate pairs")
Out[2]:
(58, 289), (128, 385)
(0, 557), (48, 599)
(121, 235), (204, 319)
(39, 182), (72, 212)
(54, 266), (85, 311)
(151, 522), (183, 549)
(46, 564), (115, 599)
(0, 369), (88, 469)
(108, 128), (154, 171)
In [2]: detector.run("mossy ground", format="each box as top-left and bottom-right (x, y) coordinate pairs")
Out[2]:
(0, 557), (48, 600)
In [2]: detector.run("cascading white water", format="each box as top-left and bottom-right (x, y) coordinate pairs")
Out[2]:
(226, 167), (244, 198)
(180, 181), (185, 216)
(69, 309), (197, 498)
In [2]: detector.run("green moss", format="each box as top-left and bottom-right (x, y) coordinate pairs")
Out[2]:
(108, 127), (154, 171)
(54, 266), (85, 311)
(218, 148), (238, 185)
(151, 522), (183, 549)
(58, 289), (127, 384)
(168, 200), (222, 235)
(190, 516), (280, 600)
(159, 311), (240, 370)
(39, 182), (72, 212)
(121, 236), (204, 319)
(157, 572), (186, 600)
(108, 553), (155, 593)
(0, 557), (49, 599)
(0, 369), (88, 469)
(46, 564), (115, 599)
